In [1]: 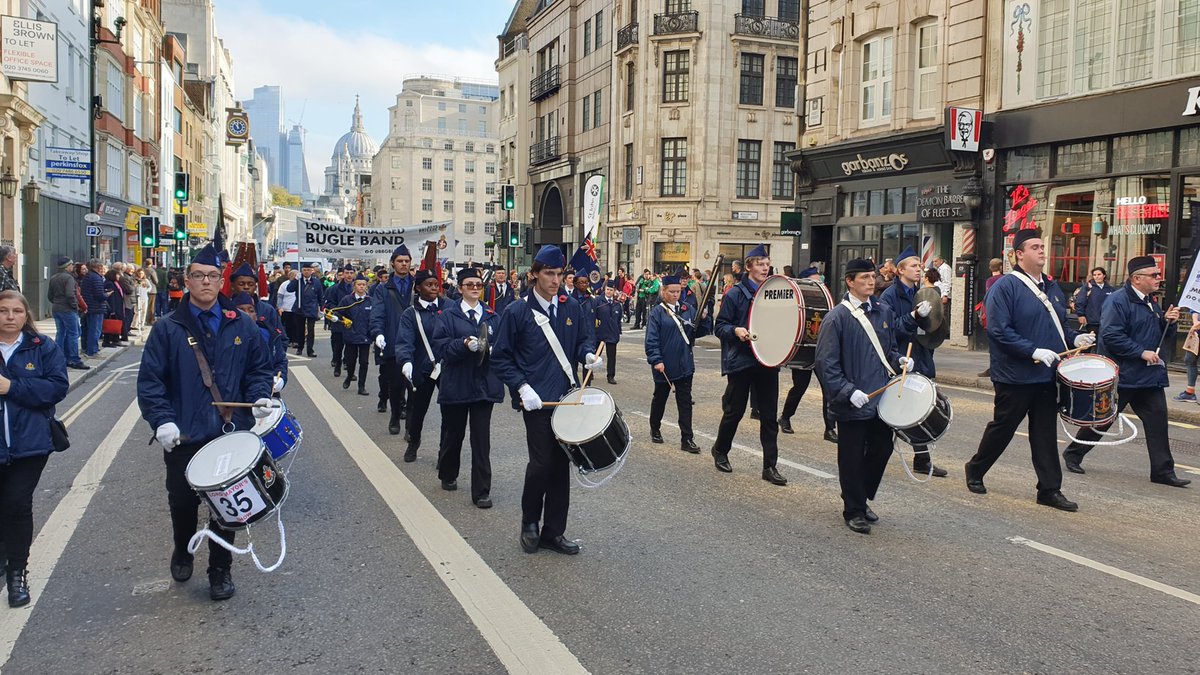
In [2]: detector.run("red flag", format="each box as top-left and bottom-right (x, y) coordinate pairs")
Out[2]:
(419, 241), (442, 282)
(220, 261), (233, 297)
(258, 263), (269, 299)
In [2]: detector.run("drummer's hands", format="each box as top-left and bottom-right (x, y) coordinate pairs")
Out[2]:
(654, 363), (666, 374)
(252, 398), (275, 418)
(518, 384), (543, 411)
(155, 423), (181, 451)
(850, 390), (870, 409)
(272, 375), (285, 393)
(734, 327), (751, 342)
(1142, 350), (1163, 365)
(401, 362), (414, 381)
(375, 334), (386, 350)
(466, 336), (481, 352)
(1165, 305), (1180, 323)
(914, 300), (932, 318)
(1032, 348), (1060, 367)
(1074, 333), (1096, 348)
(898, 356), (914, 373)
(584, 353), (604, 371)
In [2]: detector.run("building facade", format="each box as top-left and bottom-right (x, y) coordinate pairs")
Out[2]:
(496, 5), (533, 269)
(318, 97), (376, 223)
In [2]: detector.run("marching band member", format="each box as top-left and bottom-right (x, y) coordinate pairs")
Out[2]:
(594, 281), (623, 385)
(1062, 256), (1190, 487)
(286, 263), (322, 357)
(231, 292), (288, 388)
(491, 245), (600, 555)
(137, 244), (274, 601)
(229, 263), (286, 394)
(711, 244), (787, 486)
(778, 267), (836, 443)
(395, 269), (447, 463)
(815, 258), (912, 533)
(486, 268), (517, 314)
(325, 266), (355, 377)
(337, 274), (374, 396)
(431, 268), (502, 506)
(877, 246), (947, 477)
(966, 229), (1093, 511)
(645, 274), (710, 452)
(370, 245), (414, 432)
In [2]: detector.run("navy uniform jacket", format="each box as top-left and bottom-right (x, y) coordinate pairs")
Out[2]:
(252, 300), (289, 383)
(431, 302), (504, 405)
(592, 296), (623, 343)
(487, 282), (516, 315)
(395, 298), (448, 387)
(492, 294), (596, 402)
(369, 274), (414, 360)
(138, 294), (274, 445)
(714, 279), (766, 375)
(1098, 284), (1176, 389)
(325, 281), (354, 332)
(986, 270), (1080, 385)
(815, 295), (903, 421)
(0, 331), (69, 463)
(570, 290), (596, 331)
(645, 300), (712, 383)
(877, 281), (936, 377)
(287, 276), (323, 319)
(336, 293), (373, 345)
(1074, 282), (1115, 326)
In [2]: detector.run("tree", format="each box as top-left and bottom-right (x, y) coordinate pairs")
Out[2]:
(269, 185), (303, 208)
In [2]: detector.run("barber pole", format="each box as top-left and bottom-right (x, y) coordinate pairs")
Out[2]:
(963, 228), (976, 257)
(921, 235), (935, 267)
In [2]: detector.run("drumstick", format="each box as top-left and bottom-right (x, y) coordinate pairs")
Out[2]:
(542, 400), (586, 407)
(896, 342), (913, 399)
(1054, 344), (1093, 359)
(580, 342), (607, 389)
(210, 401), (281, 409)
(866, 379), (898, 400)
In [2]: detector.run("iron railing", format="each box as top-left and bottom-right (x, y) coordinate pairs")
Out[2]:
(654, 11), (699, 35)
(733, 14), (799, 40)
(617, 22), (639, 50)
(530, 137), (561, 166)
(530, 65), (561, 101)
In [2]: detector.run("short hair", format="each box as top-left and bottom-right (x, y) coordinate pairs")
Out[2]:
(0, 290), (36, 333)
(988, 258), (1003, 273)
(925, 268), (942, 284)
(0, 245), (14, 261)
(88, 258), (103, 269)
(1091, 266), (1107, 277)
(744, 255), (768, 268)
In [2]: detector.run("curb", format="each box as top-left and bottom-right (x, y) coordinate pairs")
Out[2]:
(68, 345), (129, 394)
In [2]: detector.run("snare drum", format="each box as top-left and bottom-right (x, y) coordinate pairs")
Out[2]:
(186, 432), (289, 530)
(877, 373), (953, 446)
(250, 399), (303, 460)
(550, 387), (631, 474)
(747, 275), (833, 369)
(1056, 354), (1119, 428)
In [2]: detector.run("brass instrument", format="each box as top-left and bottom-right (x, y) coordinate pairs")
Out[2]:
(697, 254), (724, 321)
(325, 296), (367, 329)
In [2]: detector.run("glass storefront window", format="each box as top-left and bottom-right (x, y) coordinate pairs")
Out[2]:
(868, 189), (884, 215)
(852, 191), (868, 216)
(653, 241), (692, 273)
(1004, 146), (1051, 183)
(903, 186), (919, 212)
(885, 188), (904, 215)
(1180, 127), (1200, 167)
(838, 225), (863, 241)
(1055, 140), (1108, 178)
(1112, 132), (1173, 173)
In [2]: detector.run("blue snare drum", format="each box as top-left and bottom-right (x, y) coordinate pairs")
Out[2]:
(1056, 354), (1119, 428)
(251, 399), (303, 460)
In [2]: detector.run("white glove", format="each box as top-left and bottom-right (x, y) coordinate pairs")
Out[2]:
(584, 352), (604, 371)
(272, 375), (285, 393)
(518, 383), (543, 411)
(375, 335), (386, 350)
(466, 336), (481, 352)
(252, 398), (276, 418)
(1074, 333), (1096, 348)
(915, 300), (933, 318)
(1032, 348), (1060, 367)
(850, 390), (870, 409)
(898, 356), (913, 373)
(155, 422), (181, 451)
(402, 362), (414, 381)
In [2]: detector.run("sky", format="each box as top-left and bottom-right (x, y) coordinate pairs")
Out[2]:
(217, 0), (513, 194)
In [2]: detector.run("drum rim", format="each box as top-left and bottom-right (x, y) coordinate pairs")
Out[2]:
(551, 386), (618, 443)
(250, 399), (288, 434)
(185, 432), (270, 491)
(748, 275), (805, 369)
(1056, 353), (1118, 388)
(877, 373), (939, 427)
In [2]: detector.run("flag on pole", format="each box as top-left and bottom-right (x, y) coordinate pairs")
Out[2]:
(568, 237), (605, 293)
(213, 194), (230, 267)
(418, 240), (442, 283)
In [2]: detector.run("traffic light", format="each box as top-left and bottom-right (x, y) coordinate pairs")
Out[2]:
(174, 172), (190, 203)
(139, 215), (158, 247)
(508, 220), (521, 247)
(173, 213), (187, 240)
(501, 184), (515, 211)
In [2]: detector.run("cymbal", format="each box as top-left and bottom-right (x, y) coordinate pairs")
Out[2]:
(914, 287), (946, 350)
(476, 320), (490, 367)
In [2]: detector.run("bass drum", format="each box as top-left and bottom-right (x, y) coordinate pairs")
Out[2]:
(747, 275), (834, 369)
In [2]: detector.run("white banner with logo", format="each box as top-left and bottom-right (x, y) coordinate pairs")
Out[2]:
(299, 219), (455, 260)
(1180, 252), (1200, 312)
(582, 175), (605, 240)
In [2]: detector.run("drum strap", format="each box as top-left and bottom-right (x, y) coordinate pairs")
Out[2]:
(414, 308), (441, 381)
(658, 303), (692, 345)
(532, 308), (578, 388)
(187, 336), (234, 426)
(840, 299), (897, 377)
(1009, 270), (1068, 349)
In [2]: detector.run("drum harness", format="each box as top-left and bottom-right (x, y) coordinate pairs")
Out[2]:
(414, 307), (441, 381)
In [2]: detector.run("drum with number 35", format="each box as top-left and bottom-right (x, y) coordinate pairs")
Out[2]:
(186, 431), (289, 530)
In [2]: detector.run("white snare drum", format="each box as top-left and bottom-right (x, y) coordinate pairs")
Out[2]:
(747, 275), (833, 369)
(550, 387), (630, 487)
(186, 432), (289, 530)
(876, 373), (953, 446)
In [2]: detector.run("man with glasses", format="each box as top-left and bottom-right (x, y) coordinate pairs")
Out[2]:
(1062, 257), (1190, 487)
(370, 245), (414, 433)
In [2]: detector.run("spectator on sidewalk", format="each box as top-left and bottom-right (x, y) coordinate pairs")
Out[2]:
(0, 246), (19, 292)
(1174, 311), (1199, 402)
(81, 260), (108, 357)
(46, 256), (88, 371)
(134, 268), (152, 334)
(1074, 267), (1115, 335)
(978, 258), (1005, 378)
(114, 262), (135, 342)
(143, 259), (160, 323)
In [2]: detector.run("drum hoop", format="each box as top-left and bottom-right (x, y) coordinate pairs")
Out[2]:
(551, 388), (617, 444)
(1057, 354), (1119, 389)
(877, 373), (938, 427)
(748, 275), (804, 369)
(186, 432), (269, 492)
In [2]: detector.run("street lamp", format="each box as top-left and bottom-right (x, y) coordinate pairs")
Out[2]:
(0, 170), (18, 199)
(962, 175), (984, 213)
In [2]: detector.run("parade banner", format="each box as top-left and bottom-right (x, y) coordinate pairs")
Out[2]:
(298, 219), (454, 260)
(582, 175), (605, 241)
(1180, 251), (1200, 312)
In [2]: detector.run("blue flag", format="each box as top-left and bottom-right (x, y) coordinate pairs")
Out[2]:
(568, 238), (604, 293)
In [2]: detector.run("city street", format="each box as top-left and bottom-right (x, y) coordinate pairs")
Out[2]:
(1, 331), (1197, 674)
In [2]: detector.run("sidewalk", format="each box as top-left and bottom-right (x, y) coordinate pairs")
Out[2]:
(35, 317), (132, 393)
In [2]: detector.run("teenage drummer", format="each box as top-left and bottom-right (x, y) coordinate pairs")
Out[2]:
(965, 229), (1094, 511)
(137, 243), (275, 601)
(337, 274), (374, 396)
(1062, 256), (1189, 487)
(232, 292), (288, 391)
(593, 281), (623, 384)
(815, 258), (913, 534)
(645, 274), (711, 452)
(395, 269), (448, 463)
(711, 244), (787, 486)
(877, 246), (947, 477)
(491, 245), (601, 555)
(229, 262), (286, 394)
(370, 245), (414, 434)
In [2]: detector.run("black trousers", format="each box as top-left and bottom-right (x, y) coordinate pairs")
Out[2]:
(650, 375), (694, 441)
(378, 358), (409, 418)
(633, 297), (648, 327)
(438, 401), (494, 500)
(1064, 387), (1175, 480)
(406, 378), (438, 445)
(713, 366), (780, 468)
(837, 416), (894, 520)
(344, 343), (369, 382)
(781, 368), (834, 432)
(968, 381), (1062, 496)
(282, 312), (299, 346)
(165, 443), (235, 571)
(330, 331), (345, 368)
(521, 409), (570, 539)
(296, 317), (316, 354)
(0, 454), (49, 570)
(604, 341), (618, 378)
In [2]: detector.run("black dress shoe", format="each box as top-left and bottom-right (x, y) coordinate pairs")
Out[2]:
(441, 479), (457, 491)
(170, 551), (194, 582)
(824, 429), (838, 443)
(208, 568), (235, 601)
(711, 448), (732, 473)
(520, 523), (540, 553)
(965, 463), (987, 494)
(333, 366), (341, 377)
(475, 496), (493, 509)
(1151, 475), (1192, 488)
(7, 568), (30, 607)
(67, 362), (90, 370)
(778, 417), (794, 434)
(649, 430), (664, 444)
(750, 409), (761, 420)
(680, 439), (701, 454)
(864, 506), (879, 523)
(349, 375), (357, 382)
(357, 386), (369, 396)
(913, 462), (949, 478)
(762, 466), (788, 486)
(845, 517), (871, 534)
(403, 444), (417, 463)
(1062, 451), (1085, 474)
(607, 376), (617, 385)
(306, 351), (317, 357)
(377, 401), (387, 413)
(539, 536), (581, 555)
(342, 376), (352, 389)
(1036, 491), (1079, 512)
(388, 422), (401, 435)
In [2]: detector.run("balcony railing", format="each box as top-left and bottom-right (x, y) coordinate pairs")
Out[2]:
(654, 11), (699, 36)
(530, 137), (561, 166)
(530, 65), (561, 101)
(733, 14), (799, 40)
(616, 22), (638, 50)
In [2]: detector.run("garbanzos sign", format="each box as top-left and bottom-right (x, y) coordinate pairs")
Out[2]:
(840, 152), (910, 176)
(800, 129), (953, 183)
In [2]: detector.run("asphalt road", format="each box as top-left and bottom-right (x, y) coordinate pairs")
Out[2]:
(3, 328), (1198, 674)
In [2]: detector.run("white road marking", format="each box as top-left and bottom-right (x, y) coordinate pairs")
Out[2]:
(939, 383), (994, 396)
(60, 372), (121, 427)
(1175, 463), (1200, 475)
(1008, 536), (1200, 607)
(0, 401), (141, 672)
(295, 368), (588, 675)
(627, 410), (836, 479)
(1168, 420), (1199, 430)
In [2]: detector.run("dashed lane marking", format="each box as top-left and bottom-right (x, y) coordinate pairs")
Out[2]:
(1175, 463), (1200, 475)
(1168, 420), (1199, 430)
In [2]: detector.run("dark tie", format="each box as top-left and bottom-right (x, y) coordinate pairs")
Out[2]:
(1037, 281), (1045, 292)
(548, 303), (556, 323)
(468, 308), (477, 323)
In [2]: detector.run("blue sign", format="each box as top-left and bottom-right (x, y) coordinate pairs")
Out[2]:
(85, 225), (101, 237)
(45, 146), (91, 180)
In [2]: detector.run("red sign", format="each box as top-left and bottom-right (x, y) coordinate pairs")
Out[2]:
(1116, 203), (1169, 220)
(1004, 185), (1039, 233)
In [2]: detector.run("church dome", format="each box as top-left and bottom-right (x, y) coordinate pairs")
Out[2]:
(331, 96), (377, 160)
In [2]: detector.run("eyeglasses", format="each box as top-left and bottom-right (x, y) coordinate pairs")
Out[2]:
(461, 282), (484, 289)
(188, 272), (223, 282)
(1135, 272), (1163, 279)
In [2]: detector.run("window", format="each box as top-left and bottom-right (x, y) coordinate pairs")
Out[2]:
(173, 107), (182, 133)
(106, 61), (123, 122)
(624, 143), (634, 200)
(742, 0), (765, 17)
(485, 182), (497, 195)
(583, 95), (591, 131)
(667, 0), (691, 12)
(1112, 131), (1173, 172)
(480, 106), (487, 115)
(466, 160), (476, 173)
(1116, 0), (1156, 84)
(485, 222), (498, 235)
(464, 244), (475, 258)
(914, 22), (939, 116)
(485, 203), (496, 215)
(776, 56), (797, 108)
(444, 159), (454, 171)
(422, 178), (433, 191)
(593, 90), (602, 128)
(444, 140), (455, 150)
(860, 34), (894, 124)
(438, 101), (446, 111)
(779, 0), (800, 22)
(595, 11), (603, 51)
(486, 162), (496, 174)
(128, 157), (143, 204)
(422, 199), (433, 212)
(443, 179), (454, 192)
(465, 201), (476, 213)
(105, 141), (122, 196)
(663, 50), (690, 103)
(486, 143), (496, 153)
(625, 62), (635, 112)
(422, 157), (432, 170)
(739, 53), (764, 105)
(465, 181), (476, 194)
(458, 104), (467, 113)
(736, 140), (761, 199)
(661, 138), (687, 197)
(465, 142), (475, 152)
(1055, 140), (1108, 177)
(443, 200), (454, 213)
(438, 117), (447, 130)
(584, 19), (592, 56)
(772, 142), (795, 200)
(464, 223), (476, 234)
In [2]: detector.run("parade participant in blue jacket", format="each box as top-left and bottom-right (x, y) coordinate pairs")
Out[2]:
(593, 281), (624, 384)
(337, 274), (374, 396)
(394, 269), (447, 463)
(1063, 257), (1189, 487)
(137, 243), (274, 601)
(231, 292), (288, 393)
(229, 263), (286, 394)
(815, 258), (912, 533)
(325, 266), (355, 376)
(779, 266), (837, 444)
(370, 245), (414, 430)
(711, 244), (787, 486)
(431, 268), (503, 506)
(285, 263), (323, 357)
(966, 229), (1093, 512)
(644, 275), (710, 453)
(486, 268), (517, 315)
(0, 291), (69, 607)
(1073, 266), (1115, 334)
(491, 245), (600, 556)
(876, 246), (946, 477)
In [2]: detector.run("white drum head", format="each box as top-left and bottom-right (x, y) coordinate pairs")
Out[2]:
(251, 399), (286, 434)
(748, 275), (802, 368)
(1057, 354), (1117, 385)
(185, 432), (265, 491)
(877, 374), (938, 428)
(551, 387), (615, 443)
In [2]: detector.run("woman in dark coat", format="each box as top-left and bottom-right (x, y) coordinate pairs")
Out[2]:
(103, 269), (123, 347)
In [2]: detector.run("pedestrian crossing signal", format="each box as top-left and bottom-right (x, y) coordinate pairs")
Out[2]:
(508, 221), (521, 247)
(174, 172), (190, 202)
(139, 215), (159, 247)
(502, 184), (515, 211)
(173, 213), (187, 240)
